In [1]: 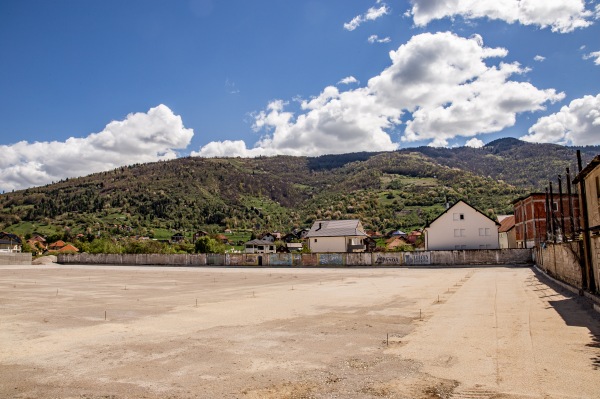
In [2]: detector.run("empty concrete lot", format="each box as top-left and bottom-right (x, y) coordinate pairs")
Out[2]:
(1, 265), (598, 399)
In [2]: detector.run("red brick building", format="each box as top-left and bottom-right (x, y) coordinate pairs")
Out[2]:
(513, 193), (580, 248)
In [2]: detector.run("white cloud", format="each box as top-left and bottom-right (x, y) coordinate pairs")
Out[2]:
(195, 32), (563, 156)
(0, 105), (193, 192)
(521, 94), (600, 146)
(583, 51), (600, 65)
(534, 55), (546, 62)
(338, 76), (359, 85)
(408, 0), (596, 33)
(344, 4), (390, 31)
(465, 138), (485, 148)
(368, 35), (392, 44)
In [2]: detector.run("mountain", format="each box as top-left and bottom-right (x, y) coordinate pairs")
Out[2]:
(0, 138), (597, 240)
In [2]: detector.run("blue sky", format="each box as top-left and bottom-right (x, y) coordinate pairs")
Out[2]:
(1, 0), (599, 191)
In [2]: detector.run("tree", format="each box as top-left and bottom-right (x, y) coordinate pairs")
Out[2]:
(195, 236), (226, 254)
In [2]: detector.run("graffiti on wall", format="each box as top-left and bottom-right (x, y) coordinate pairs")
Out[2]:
(404, 252), (431, 265)
(319, 253), (343, 265)
(374, 253), (402, 265)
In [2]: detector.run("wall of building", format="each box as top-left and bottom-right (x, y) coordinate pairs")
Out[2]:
(426, 202), (499, 250)
(308, 236), (346, 253)
(583, 167), (600, 229)
(535, 242), (583, 289)
(0, 253), (32, 265)
(58, 249), (532, 267)
(592, 235), (600, 293)
(514, 194), (580, 248)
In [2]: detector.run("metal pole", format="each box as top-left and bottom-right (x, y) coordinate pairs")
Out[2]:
(558, 175), (566, 242)
(545, 188), (551, 243)
(549, 182), (556, 243)
(566, 167), (576, 240)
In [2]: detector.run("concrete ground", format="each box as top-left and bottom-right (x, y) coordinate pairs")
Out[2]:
(0, 265), (598, 399)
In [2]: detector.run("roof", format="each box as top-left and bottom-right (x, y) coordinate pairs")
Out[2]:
(58, 244), (79, 252)
(573, 155), (600, 184)
(49, 240), (66, 249)
(305, 219), (367, 238)
(245, 239), (275, 246)
(426, 200), (500, 228)
(0, 232), (21, 243)
(498, 215), (515, 233)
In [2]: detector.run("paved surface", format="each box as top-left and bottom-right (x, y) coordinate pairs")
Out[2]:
(0, 265), (598, 398)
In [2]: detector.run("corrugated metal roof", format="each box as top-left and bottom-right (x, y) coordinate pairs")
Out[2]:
(305, 220), (368, 238)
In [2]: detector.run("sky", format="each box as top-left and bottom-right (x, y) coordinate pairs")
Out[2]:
(1, 0), (600, 192)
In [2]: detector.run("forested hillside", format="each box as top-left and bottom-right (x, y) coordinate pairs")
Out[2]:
(0, 138), (597, 239)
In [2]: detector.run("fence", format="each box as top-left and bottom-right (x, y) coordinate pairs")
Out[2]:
(535, 241), (584, 289)
(58, 249), (532, 267)
(0, 253), (32, 265)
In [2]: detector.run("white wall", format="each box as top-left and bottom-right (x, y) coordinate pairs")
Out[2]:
(426, 202), (499, 250)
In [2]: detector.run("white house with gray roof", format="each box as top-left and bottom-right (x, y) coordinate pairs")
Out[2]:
(305, 220), (368, 253)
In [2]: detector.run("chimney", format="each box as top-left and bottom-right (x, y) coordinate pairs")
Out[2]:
(316, 222), (322, 231)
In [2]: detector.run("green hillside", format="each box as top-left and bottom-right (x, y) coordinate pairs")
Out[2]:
(0, 138), (597, 239)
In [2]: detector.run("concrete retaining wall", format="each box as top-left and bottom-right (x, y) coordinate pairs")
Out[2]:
(0, 253), (32, 265)
(535, 242), (583, 289)
(58, 249), (532, 267)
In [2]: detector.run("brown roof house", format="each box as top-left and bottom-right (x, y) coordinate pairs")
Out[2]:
(498, 215), (517, 249)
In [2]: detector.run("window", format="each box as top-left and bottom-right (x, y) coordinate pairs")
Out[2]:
(453, 213), (465, 221)
(314, 238), (317, 243)
(479, 228), (491, 236)
(454, 229), (465, 237)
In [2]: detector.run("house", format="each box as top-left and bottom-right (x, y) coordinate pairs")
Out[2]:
(424, 201), (500, 250)
(498, 215), (517, 249)
(389, 230), (408, 238)
(513, 193), (580, 248)
(305, 220), (368, 253)
(385, 236), (410, 251)
(244, 239), (276, 254)
(57, 244), (79, 253)
(407, 230), (422, 245)
(192, 231), (210, 242)
(170, 233), (185, 243)
(573, 155), (600, 292)
(286, 242), (304, 252)
(0, 232), (22, 253)
(260, 233), (277, 242)
(48, 240), (67, 251)
(47, 240), (79, 253)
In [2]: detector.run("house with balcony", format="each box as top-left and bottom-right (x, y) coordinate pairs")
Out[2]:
(424, 201), (500, 250)
(0, 232), (22, 253)
(244, 239), (277, 254)
(305, 219), (368, 253)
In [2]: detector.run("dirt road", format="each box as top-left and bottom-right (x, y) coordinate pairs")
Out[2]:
(0, 265), (598, 398)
